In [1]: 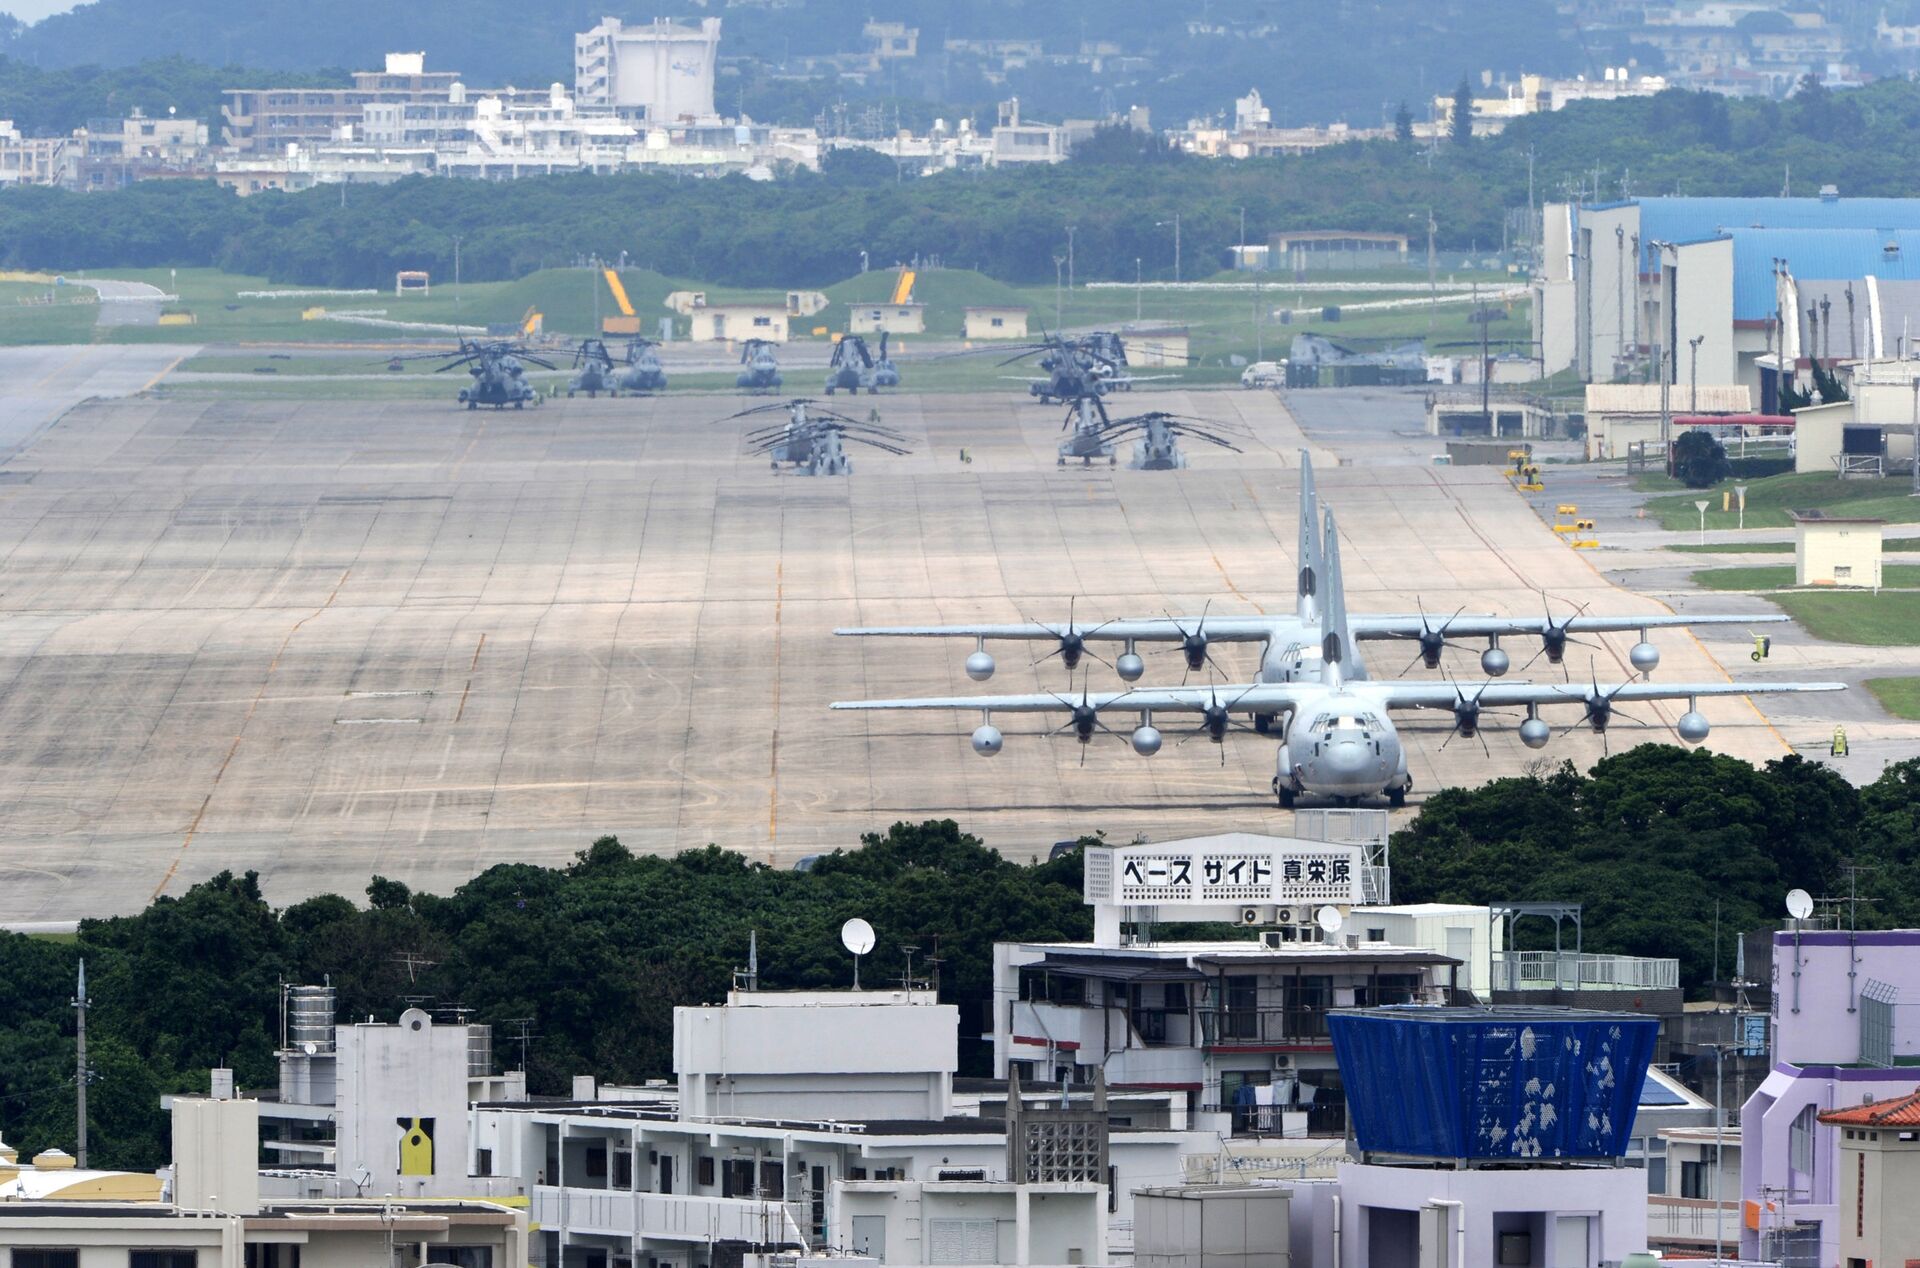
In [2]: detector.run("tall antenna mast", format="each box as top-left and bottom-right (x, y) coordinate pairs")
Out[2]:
(73, 958), (89, 1168)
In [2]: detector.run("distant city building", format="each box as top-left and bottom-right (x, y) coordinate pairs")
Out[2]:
(1435, 68), (1671, 136)
(574, 16), (723, 122)
(222, 52), (481, 154)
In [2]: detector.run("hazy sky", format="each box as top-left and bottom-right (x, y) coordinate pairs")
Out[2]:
(6, 0), (79, 20)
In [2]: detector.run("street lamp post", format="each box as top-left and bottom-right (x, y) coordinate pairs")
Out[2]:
(1053, 254), (1066, 331)
(1065, 224), (1077, 312)
(1689, 334), (1704, 413)
(452, 234), (463, 315)
(1135, 258), (1142, 321)
(1156, 215), (1181, 283)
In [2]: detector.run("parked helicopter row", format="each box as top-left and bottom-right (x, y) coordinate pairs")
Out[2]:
(832, 454), (1838, 806)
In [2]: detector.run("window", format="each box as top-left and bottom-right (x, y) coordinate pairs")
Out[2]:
(991, 317), (1005, 328)
(1680, 1159), (1709, 1199)
(752, 316), (771, 327)
(1834, 565), (1852, 580)
(131, 1255), (197, 1268)
(585, 1143), (608, 1179)
(15, 1254), (80, 1268)
(476, 1148), (493, 1176)
(696, 1155), (716, 1187)
(426, 1251), (493, 1268)
(614, 1150), (633, 1188)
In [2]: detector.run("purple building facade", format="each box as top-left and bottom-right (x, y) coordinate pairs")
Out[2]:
(1739, 929), (1920, 1264)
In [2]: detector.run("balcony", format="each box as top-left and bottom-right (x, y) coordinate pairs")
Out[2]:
(1492, 951), (1679, 993)
(1198, 1007), (1330, 1049)
(1646, 1195), (1740, 1251)
(531, 1186), (807, 1247)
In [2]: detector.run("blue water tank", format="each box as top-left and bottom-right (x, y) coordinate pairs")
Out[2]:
(1328, 1006), (1658, 1162)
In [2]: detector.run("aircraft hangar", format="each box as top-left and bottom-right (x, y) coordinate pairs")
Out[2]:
(0, 384), (1807, 921)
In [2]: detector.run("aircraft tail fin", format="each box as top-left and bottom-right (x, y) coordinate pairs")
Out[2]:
(1297, 451), (1322, 625)
(1319, 506), (1350, 688)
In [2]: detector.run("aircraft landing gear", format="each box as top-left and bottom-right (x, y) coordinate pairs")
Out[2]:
(1275, 785), (1296, 809)
(1387, 787), (1406, 808)
(1255, 714), (1272, 734)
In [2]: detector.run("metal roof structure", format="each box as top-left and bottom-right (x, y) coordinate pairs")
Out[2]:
(1722, 229), (1920, 321)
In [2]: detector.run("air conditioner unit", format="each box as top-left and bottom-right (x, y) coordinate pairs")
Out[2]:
(1260, 930), (1285, 949)
(1240, 906), (1264, 926)
(1274, 907), (1296, 926)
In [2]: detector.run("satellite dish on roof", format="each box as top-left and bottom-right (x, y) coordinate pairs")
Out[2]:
(841, 917), (876, 955)
(841, 917), (875, 989)
(1785, 889), (1814, 920)
(1315, 905), (1345, 936)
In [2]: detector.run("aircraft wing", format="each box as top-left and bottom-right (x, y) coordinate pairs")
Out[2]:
(836, 617), (1288, 644)
(1350, 613), (1788, 640)
(833, 684), (1307, 716)
(1374, 679), (1845, 711)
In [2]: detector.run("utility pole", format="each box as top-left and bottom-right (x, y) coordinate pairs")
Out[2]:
(1053, 254), (1065, 331)
(1690, 334), (1704, 414)
(1427, 207), (1437, 333)
(452, 234), (463, 315)
(1065, 224), (1077, 312)
(73, 958), (89, 1168)
(1660, 348), (1673, 476)
(1911, 376), (1920, 497)
(1135, 258), (1142, 321)
(1156, 215), (1181, 283)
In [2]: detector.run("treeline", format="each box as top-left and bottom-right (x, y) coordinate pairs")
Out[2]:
(4, 77), (1920, 289)
(0, 56), (345, 138)
(4, 748), (1918, 1174)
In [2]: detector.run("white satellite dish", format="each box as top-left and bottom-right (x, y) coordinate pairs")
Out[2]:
(841, 917), (876, 955)
(1785, 888), (1814, 921)
(841, 917), (876, 989)
(1314, 905), (1344, 936)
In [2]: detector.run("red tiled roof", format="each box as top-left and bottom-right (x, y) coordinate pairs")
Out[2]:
(1818, 1088), (1920, 1127)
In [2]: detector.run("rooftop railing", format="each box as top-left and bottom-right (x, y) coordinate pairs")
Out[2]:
(1492, 950), (1679, 993)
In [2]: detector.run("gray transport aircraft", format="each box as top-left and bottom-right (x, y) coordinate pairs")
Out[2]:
(833, 501), (1843, 806)
(837, 454), (1789, 732)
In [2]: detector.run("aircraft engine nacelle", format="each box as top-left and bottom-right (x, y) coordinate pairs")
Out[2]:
(1419, 630), (1446, 669)
(1203, 705), (1230, 743)
(1182, 633), (1209, 672)
(1452, 702), (1480, 738)
(971, 724), (1004, 756)
(1543, 630), (1569, 663)
(1583, 697), (1613, 732)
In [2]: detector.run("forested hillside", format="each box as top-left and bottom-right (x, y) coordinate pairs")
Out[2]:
(1, 749), (1915, 1173)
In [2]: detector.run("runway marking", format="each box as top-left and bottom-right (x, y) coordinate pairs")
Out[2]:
(29, 346), (93, 392)
(137, 354), (187, 395)
(768, 555), (785, 840)
(455, 633), (486, 723)
(150, 567), (351, 901)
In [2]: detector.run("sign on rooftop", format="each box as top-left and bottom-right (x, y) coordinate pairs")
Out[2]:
(1085, 834), (1366, 909)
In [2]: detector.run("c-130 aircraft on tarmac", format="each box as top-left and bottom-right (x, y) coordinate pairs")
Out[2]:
(832, 460), (1843, 807)
(837, 454), (1793, 734)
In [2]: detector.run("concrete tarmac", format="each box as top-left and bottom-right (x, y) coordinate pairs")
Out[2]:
(0, 385), (1834, 920)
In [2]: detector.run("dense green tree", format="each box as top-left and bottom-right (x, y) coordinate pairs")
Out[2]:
(1395, 101), (1414, 144)
(1672, 430), (1731, 487)
(1451, 77), (1475, 145)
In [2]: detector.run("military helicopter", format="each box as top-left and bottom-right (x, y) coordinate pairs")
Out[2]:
(420, 339), (554, 410)
(1000, 333), (1113, 404)
(736, 339), (784, 392)
(1056, 395), (1118, 466)
(721, 398), (912, 476)
(1099, 410), (1247, 470)
(615, 337), (668, 394)
(825, 333), (901, 395)
(1000, 331), (1179, 404)
(567, 339), (619, 397)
